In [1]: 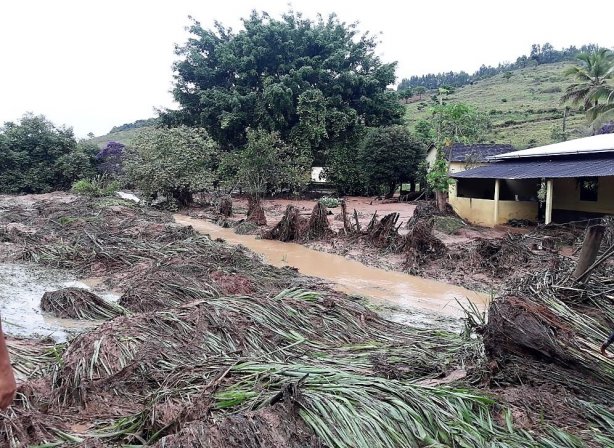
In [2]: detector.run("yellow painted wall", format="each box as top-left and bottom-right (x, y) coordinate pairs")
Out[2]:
(552, 177), (614, 214)
(498, 200), (538, 224)
(450, 196), (538, 227)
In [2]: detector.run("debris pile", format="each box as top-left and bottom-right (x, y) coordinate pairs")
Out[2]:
(246, 197), (267, 226)
(474, 259), (614, 440)
(402, 217), (447, 266)
(40, 287), (124, 320)
(2, 194), (614, 447)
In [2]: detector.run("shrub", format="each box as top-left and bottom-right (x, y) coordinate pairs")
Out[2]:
(71, 175), (120, 197)
(0, 114), (97, 193)
(319, 196), (340, 208)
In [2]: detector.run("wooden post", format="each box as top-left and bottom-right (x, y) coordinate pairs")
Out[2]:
(545, 179), (553, 225)
(573, 225), (606, 281)
(493, 179), (500, 225)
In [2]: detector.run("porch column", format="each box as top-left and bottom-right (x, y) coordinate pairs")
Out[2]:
(493, 179), (500, 225)
(545, 179), (553, 225)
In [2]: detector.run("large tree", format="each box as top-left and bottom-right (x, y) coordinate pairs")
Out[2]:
(164, 10), (403, 166)
(359, 126), (425, 198)
(0, 114), (97, 193)
(431, 103), (490, 146)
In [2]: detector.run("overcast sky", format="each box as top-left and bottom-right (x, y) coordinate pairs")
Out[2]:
(1, 0), (613, 137)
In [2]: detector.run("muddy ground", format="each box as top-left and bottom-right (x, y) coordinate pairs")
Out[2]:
(1, 192), (613, 447)
(188, 195), (584, 293)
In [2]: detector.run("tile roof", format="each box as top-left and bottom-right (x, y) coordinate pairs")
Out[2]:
(451, 154), (614, 179)
(445, 144), (515, 162)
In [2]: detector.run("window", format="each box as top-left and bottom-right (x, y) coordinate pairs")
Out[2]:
(579, 177), (598, 202)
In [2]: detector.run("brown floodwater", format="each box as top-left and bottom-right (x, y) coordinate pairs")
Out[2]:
(0, 263), (119, 342)
(174, 215), (489, 318)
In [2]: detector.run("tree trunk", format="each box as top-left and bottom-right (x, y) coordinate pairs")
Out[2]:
(262, 205), (303, 241)
(385, 182), (396, 199)
(435, 191), (447, 212)
(307, 202), (332, 240)
(572, 225), (605, 281)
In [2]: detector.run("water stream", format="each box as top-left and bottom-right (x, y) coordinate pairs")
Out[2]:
(0, 215), (489, 342)
(174, 215), (489, 320)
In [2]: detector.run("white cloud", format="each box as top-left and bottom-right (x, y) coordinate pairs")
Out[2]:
(1, 0), (612, 137)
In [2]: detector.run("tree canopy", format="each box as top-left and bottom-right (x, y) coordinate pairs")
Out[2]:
(123, 127), (219, 205)
(0, 114), (97, 193)
(163, 10), (403, 165)
(219, 128), (311, 199)
(431, 103), (490, 146)
(359, 126), (425, 197)
(562, 48), (614, 110)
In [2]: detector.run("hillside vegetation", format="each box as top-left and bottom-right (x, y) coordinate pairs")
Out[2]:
(404, 62), (593, 149)
(94, 63), (595, 151)
(88, 126), (152, 148)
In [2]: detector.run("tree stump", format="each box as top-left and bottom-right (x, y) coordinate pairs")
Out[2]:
(402, 217), (447, 265)
(573, 225), (606, 281)
(247, 197), (267, 226)
(368, 212), (400, 247)
(340, 199), (351, 233)
(307, 202), (333, 240)
(218, 196), (233, 217)
(262, 205), (305, 241)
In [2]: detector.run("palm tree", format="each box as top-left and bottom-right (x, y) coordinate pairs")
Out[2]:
(561, 48), (614, 110)
(584, 83), (614, 126)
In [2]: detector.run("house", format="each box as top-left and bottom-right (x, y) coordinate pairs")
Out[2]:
(449, 134), (614, 226)
(311, 166), (326, 183)
(426, 143), (514, 173)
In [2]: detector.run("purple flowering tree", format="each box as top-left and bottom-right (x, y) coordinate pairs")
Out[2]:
(597, 122), (614, 135)
(96, 141), (125, 176)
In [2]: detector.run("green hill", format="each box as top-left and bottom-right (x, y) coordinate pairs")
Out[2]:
(404, 62), (593, 149)
(88, 127), (152, 148)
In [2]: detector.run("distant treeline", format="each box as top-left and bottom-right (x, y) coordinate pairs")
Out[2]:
(109, 117), (159, 134)
(397, 43), (603, 91)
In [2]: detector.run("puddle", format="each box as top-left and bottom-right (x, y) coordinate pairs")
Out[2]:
(174, 215), (490, 320)
(0, 263), (120, 342)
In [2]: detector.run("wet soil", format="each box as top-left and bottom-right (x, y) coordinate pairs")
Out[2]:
(174, 215), (489, 320)
(188, 196), (564, 294)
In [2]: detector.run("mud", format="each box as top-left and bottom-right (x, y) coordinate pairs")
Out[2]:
(174, 215), (489, 318)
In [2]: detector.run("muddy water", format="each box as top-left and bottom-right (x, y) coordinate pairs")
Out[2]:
(0, 263), (120, 342)
(174, 215), (489, 319)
